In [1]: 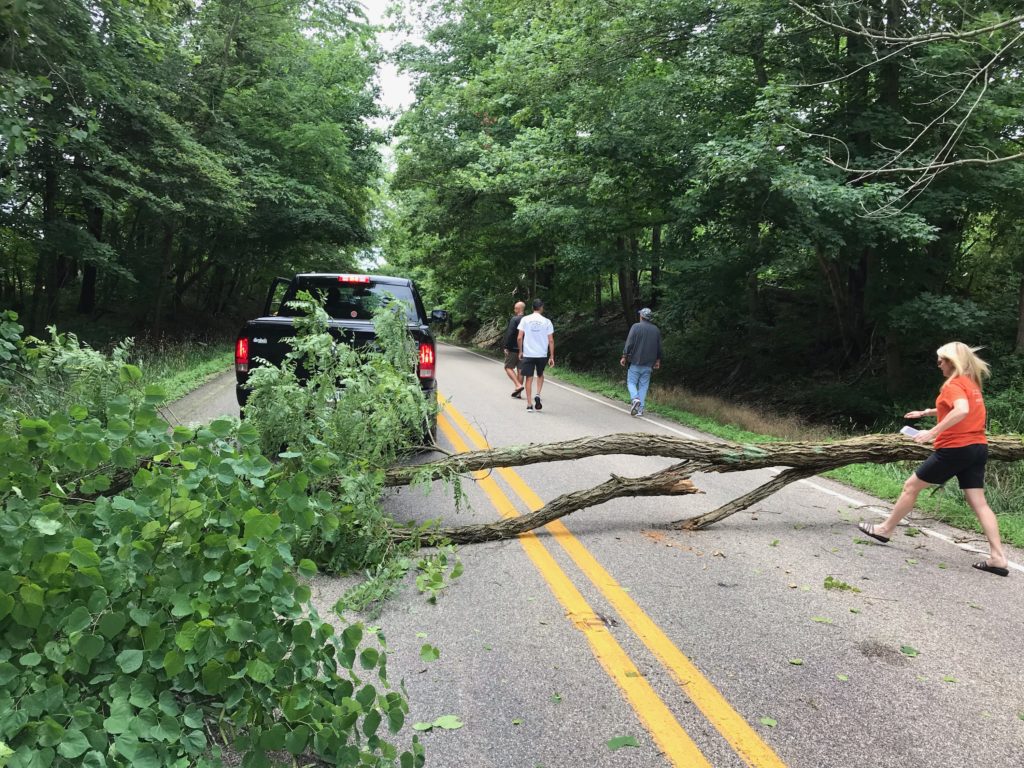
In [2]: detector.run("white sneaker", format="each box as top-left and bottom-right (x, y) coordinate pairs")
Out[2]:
(630, 399), (641, 416)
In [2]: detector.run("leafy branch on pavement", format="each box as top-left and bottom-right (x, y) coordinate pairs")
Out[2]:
(0, 310), (430, 768)
(387, 433), (1024, 540)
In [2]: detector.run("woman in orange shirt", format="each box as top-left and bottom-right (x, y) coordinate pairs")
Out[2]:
(858, 342), (1009, 576)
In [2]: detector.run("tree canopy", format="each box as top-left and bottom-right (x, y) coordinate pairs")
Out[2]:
(1, 0), (382, 333)
(385, 0), (1024, 420)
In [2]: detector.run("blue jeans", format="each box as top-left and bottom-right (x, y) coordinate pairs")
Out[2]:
(626, 365), (653, 407)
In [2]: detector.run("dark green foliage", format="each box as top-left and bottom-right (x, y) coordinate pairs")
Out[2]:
(242, 295), (438, 573)
(385, 0), (1024, 418)
(1, 0), (380, 334)
(0, 311), (426, 767)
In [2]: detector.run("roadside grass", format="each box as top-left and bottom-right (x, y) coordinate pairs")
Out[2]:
(549, 365), (1024, 549)
(134, 339), (232, 403)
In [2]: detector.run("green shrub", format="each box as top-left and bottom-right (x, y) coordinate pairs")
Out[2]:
(241, 294), (438, 574)
(0, 310), (424, 768)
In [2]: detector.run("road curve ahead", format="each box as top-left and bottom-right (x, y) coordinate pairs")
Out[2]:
(170, 344), (1024, 768)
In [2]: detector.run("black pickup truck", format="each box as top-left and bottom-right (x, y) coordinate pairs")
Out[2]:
(234, 273), (447, 411)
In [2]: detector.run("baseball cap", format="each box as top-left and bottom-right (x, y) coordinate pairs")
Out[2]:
(639, 307), (653, 320)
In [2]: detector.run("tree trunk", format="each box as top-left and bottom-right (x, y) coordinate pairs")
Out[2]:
(1014, 276), (1024, 354)
(78, 206), (103, 315)
(382, 432), (1024, 542)
(594, 276), (603, 319)
(650, 226), (661, 308)
(151, 221), (175, 336)
(30, 164), (60, 331)
(617, 237), (635, 327)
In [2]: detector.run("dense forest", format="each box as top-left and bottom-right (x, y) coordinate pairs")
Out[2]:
(4, 1), (1024, 423)
(385, 0), (1024, 424)
(1, 0), (380, 336)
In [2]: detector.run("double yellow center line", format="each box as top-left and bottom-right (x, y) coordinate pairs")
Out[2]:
(438, 397), (787, 768)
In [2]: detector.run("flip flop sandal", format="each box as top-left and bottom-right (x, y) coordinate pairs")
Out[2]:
(972, 561), (1009, 577)
(858, 521), (890, 544)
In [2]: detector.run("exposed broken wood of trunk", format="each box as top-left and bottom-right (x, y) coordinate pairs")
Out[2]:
(385, 433), (1024, 542)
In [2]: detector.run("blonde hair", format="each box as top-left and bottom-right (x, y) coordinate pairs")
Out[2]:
(936, 341), (990, 388)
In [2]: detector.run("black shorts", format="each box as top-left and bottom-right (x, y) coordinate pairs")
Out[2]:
(520, 357), (547, 377)
(915, 444), (987, 489)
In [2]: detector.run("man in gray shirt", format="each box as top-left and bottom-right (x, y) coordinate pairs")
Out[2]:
(619, 307), (662, 416)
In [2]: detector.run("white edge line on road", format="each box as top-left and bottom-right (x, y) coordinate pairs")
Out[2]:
(449, 343), (1024, 573)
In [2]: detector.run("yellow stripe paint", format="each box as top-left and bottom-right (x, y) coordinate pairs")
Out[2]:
(436, 412), (712, 768)
(440, 400), (787, 768)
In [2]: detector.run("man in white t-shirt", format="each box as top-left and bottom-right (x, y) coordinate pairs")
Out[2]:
(517, 298), (555, 413)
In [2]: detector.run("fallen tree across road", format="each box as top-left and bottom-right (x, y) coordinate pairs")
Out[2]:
(386, 433), (1024, 542)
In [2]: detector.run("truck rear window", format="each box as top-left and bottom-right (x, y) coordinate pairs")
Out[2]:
(278, 278), (419, 323)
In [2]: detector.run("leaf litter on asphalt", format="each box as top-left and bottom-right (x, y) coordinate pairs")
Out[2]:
(413, 715), (464, 732)
(606, 736), (640, 751)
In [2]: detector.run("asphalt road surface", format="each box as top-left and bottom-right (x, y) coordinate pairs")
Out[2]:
(170, 347), (1024, 768)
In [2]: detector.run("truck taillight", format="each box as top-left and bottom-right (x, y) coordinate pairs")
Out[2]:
(235, 338), (249, 372)
(418, 342), (435, 379)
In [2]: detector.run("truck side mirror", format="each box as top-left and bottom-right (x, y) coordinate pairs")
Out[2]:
(430, 309), (449, 323)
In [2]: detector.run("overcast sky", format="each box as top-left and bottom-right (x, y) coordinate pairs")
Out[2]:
(361, 0), (416, 118)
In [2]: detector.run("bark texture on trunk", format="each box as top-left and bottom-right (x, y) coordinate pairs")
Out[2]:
(384, 433), (1024, 541)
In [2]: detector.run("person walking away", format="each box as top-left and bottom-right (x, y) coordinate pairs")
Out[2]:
(858, 342), (1009, 577)
(517, 298), (554, 413)
(502, 301), (526, 398)
(620, 307), (662, 416)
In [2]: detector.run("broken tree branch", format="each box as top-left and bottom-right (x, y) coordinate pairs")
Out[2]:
(387, 433), (1024, 487)
(393, 461), (700, 544)
(388, 433), (1024, 541)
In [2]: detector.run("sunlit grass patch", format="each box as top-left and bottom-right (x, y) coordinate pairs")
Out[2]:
(134, 339), (231, 403)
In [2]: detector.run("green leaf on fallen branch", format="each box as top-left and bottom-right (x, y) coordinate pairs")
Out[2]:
(606, 736), (640, 751)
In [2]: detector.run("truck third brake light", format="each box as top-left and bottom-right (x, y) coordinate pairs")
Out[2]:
(337, 274), (371, 283)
